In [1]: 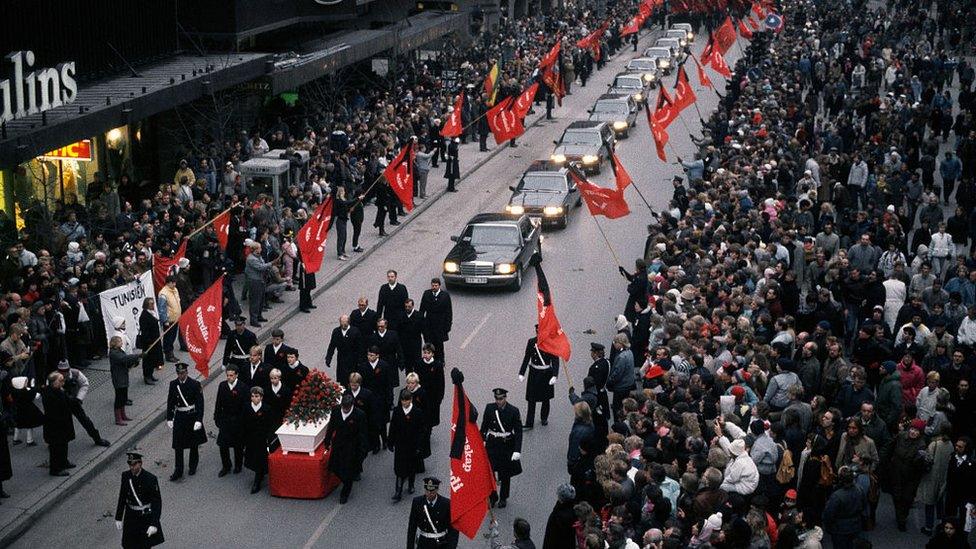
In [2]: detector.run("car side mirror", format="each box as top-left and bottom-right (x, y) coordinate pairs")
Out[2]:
(450, 235), (459, 242)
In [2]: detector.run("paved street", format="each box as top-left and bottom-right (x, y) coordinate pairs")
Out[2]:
(6, 30), (935, 549)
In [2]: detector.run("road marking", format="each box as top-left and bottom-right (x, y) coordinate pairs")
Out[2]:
(303, 502), (342, 549)
(460, 312), (493, 350)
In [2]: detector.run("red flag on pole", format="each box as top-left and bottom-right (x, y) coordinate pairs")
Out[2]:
(747, 16), (760, 31)
(449, 371), (495, 539)
(608, 152), (633, 191)
(708, 48), (733, 78)
(296, 196), (334, 274)
(178, 274), (224, 378)
(569, 170), (631, 220)
(621, 15), (641, 36)
(212, 209), (230, 250)
(440, 94), (465, 138)
(672, 66), (698, 114)
(153, 239), (187, 292)
(752, 2), (765, 19)
(486, 97), (525, 144)
(643, 98), (670, 162)
(653, 85), (678, 129)
(714, 16), (737, 54)
(737, 19), (754, 40)
(532, 257), (572, 361)
(512, 82), (539, 120)
(538, 39), (561, 71)
(384, 143), (415, 212)
(541, 52), (566, 107)
(691, 53), (713, 88)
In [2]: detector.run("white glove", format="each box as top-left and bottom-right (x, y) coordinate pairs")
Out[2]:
(166, 421), (173, 429)
(193, 421), (203, 431)
(518, 375), (525, 382)
(115, 520), (123, 531)
(548, 377), (557, 386)
(511, 452), (521, 461)
(146, 526), (158, 536)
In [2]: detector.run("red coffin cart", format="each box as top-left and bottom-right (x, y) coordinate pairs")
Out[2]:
(268, 446), (341, 499)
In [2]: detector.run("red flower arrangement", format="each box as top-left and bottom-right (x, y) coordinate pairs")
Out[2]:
(284, 369), (343, 427)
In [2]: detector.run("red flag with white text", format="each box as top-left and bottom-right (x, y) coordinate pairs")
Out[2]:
(608, 152), (633, 191)
(672, 66), (698, 114)
(714, 16), (737, 54)
(512, 82), (539, 120)
(737, 19), (754, 40)
(296, 196), (334, 274)
(384, 144), (415, 212)
(533, 258), (572, 361)
(487, 97), (525, 144)
(440, 94), (464, 138)
(450, 374), (496, 539)
(709, 48), (733, 78)
(643, 98), (670, 162)
(152, 239), (187, 292)
(569, 170), (631, 220)
(692, 53), (713, 88)
(212, 209), (230, 250)
(178, 274), (224, 377)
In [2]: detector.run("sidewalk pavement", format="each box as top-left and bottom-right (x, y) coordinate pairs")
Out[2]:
(0, 29), (663, 546)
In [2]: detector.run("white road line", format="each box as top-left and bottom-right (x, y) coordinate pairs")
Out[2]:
(303, 503), (342, 549)
(460, 312), (493, 350)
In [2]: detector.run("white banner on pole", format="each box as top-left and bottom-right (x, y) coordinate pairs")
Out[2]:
(99, 271), (154, 352)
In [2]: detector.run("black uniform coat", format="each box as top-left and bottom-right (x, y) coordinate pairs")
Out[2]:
(114, 469), (164, 548)
(281, 361), (309, 391)
(166, 378), (207, 449)
(344, 386), (377, 427)
(419, 289), (453, 343)
(407, 494), (459, 549)
(222, 328), (257, 367)
(239, 361), (271, 392)
(349, 307), (378, 337)
(213, 380), (249, 447)
(377, 282), (409, 330)
(480, 402), (523, 477)
(263, 343), (296, 372)
(399, 310), (424, 372)
(243, 403), (274, 473)
(388, 404), (427, 478)
(416, 358), (445, 426)
(323, 405), (368, 482)
(360, 358), (396, 424)
(518, 337), (559, 402)
(137, 310), (164, 369)
(586, 357), (612, 424)
(444, 140), (461, 180)
(265, 383), (292, 429)
(326, 325), (363, 386)
(40, 386), (75, 445)
(366, 329), (405, 379)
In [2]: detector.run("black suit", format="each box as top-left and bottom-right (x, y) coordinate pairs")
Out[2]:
(480, 402), (523, 503)
(239, 361), (271, 392)
(377, 282), (409, 330)
(399, 310), (424, 373)
(214, 380), (249, 472)
(263, 343), (296, 372)
(281, 361), (309, 391)
(416, 358), (445, 426)
(266, 383), (292, 430)
(326, 325), (363, 385)
(243, 403), (274, 478)
(115, 469), (164, 547)
(40, 386), (75, 473)
(323, 405), (368, 501)
(166, 377), (206, 475)
(519, 337), (559, 427)
(407, 495), (458, 549)
(359, 358), (396, 451)
(350, 307), (378, 336)
(419, 288), (453, 363)
(367, 329), (405, 378)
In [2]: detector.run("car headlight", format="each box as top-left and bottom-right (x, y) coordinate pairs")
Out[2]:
(543, 206), (564, 216)
(643, 73), (654, 82)
(680, 39), (687, 47)
(613, 121), (628, 130)
(632, 92), (643, 101)
(660, 59), (670, 68)
(551, 153), (566, 163)
(582, 154), (598, 164)
(506, 204), (525, 215)
(495, 263), (516, 275)
(688, 32), (695, 40)
(443, 261), (459, 273)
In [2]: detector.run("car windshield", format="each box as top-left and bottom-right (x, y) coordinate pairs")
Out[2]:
(561, 130), (601, 145)
(593, 101), (628, 115)
(628, 60), (654, 70)
(614, 77), (642, 89)
(463, 224), (521, 247)
(520, 173), (567, 192)
(646, 48), (670, 57)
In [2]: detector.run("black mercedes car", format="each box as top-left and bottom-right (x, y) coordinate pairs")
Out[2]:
(550, 120), (615, 174)
(442, 213), (542, 291)
(505, 160), (582, 228)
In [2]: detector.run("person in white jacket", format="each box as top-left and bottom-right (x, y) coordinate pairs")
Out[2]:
(713, 419), (760, 496)
(957, 306), (976, 347)
(929, 223), (954, 279)
(883, 274), (907, 332)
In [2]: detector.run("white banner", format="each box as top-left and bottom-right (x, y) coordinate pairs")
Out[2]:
(99, 271), (154, 352)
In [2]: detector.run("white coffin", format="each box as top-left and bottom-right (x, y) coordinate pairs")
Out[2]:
(275, 417), (329, 455)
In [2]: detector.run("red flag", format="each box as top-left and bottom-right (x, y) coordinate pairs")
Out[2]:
(714, 16), (737, 54)
(638, 0), (653, 18)
(533, 258), (572, 361)
(541, 51), (566, 107)
(296, 196), (334, 274)
(672, 66), (698, 114)
(569, 170), (631, 220)
(576, 21), (608, 61)
(212, 209), (230, 250)
(752, 2), (765, 19)
(644, 98), (669, 162)
(440, 94), (464, 138)
(384, 144), (415, 212)
(512, 82), (539, 120)
(152, 239), (187, 292)
(608, 152), (632, 191)
(621, 15), (641, 36)
(178, 274), (224, 377)
(538, 39), (561, 71)
(692, 53), (713, 88)
(737, 19), (754, 39)
(747, 16), (760, 31)
(709, 48), (733, 78)
(450, 373), (495, 539)
(486, 97), (525, 144)
(653, 85), (678, 129)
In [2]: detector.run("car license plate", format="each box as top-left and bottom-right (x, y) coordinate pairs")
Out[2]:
(465, 276), (488, 284)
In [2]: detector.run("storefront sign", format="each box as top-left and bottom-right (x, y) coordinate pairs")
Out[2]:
(1, 51), (78, 124)
(38, 139), (92, 161)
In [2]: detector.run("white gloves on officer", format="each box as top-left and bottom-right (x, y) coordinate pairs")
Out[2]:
(115, 521), (123, 531)
(166, 421), (173, 429)
(511, 452), (521, 461)
(548, 377), (557, 386)
(146, 526), (158, 536)
(193, 421), (203, 431)
(518, 375), (525, 382)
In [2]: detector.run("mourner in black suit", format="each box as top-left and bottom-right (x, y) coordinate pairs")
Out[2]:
(137, 298), (163, 384)
(243, 387), (275, 494)
(367, 320), (405, 379)
(166, 363), (207, 481)
(222, 317), (257, 372)
(400, 300), (424, 374)
(326, 315), (363, 386)
(406, 477), (459, 549)
(360, 347), (397, 452)
(480, 388), (523, 508)
(214, 366), (249, 476)
(388, 390), (427, 501)
(263, 329), (296, 372)
(517, 331), (559, 429)
(350, 297), (378, 337)
(282, 349), (309, 390)
(323, 395), (368, 504)
(240, 346), (271, 391)
(417, 344), (446, 427)
(377, 270), (409, 330)
(419, 278), (453, 364)
(114, 452), (164, 548)
(344, 373), (377, 429)
(41, 372), (75, 475)
(265, 369), (293, 430)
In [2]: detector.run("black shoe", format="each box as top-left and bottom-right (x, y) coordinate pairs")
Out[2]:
(523, 424), (534, 430)
(498, 499), (508, 508)
(250, 322), (262, 328)
(233, 467), (242, 474)
(378, 231), (387, 237)
(12, 440), (22, 446)
(339, 494), (349, 504)
(300, 309), (311, 313)
(165, 354), (177, 363)
(51, 470), (69, 477)
(353, 247), (364, 253)
(258, 316), (269, 322)
(391, 492), (402, 502)
(169, 472), (183, 482)
(66, 462), (77, 469)
(0, 490), (10, 498)
(250, 483), (262, 494)
(448, 188), (458, 193)
(218, 469), (229, 478)
(390, 221), (401, 226)
(144, 377), (157, 385)
(125, 399), (133, 406)
(408, 485), (415, 494)
(188, 468), (196, 476)
(309, 305), (318, 309)
(95, 439), (110, 447)
(921, 527), (933, 536)
(541, 419), (548, 426)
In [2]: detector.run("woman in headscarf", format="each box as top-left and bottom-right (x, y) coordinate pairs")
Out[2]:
(110, 316), (133, 354)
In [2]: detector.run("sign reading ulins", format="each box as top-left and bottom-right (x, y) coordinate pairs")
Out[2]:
(38, 139), (92, 161)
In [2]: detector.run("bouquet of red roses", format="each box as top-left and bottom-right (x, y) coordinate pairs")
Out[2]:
(284, 369), (343, 427)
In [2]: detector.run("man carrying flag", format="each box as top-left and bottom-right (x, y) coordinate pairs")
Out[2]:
(296, 196), (334, 274)
(384, 143), (416, 213)
(532, 255), (572, 361)
(448, 368), (495, 539)
(479, 386), (523, 510)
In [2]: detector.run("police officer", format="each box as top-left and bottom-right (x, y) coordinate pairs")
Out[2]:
(480, 388), (523, 508)
(586, 342), (611, 440)
(406, 477), (459, 549)
(445, 138), (460, 192)
(222, 317), (256, 372)
(296, 247), (316, 313)
(166, 363), (206, 481)
(517, 327), (558, 430)
(114, 452), (164, 548)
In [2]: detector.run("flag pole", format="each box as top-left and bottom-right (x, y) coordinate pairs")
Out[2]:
(589, 215), (622, 267)
(628, 179), (657, 216)
(140, 319), (181, 356)
(185, 205), (234, 241)
(560, 359), (575, 390)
